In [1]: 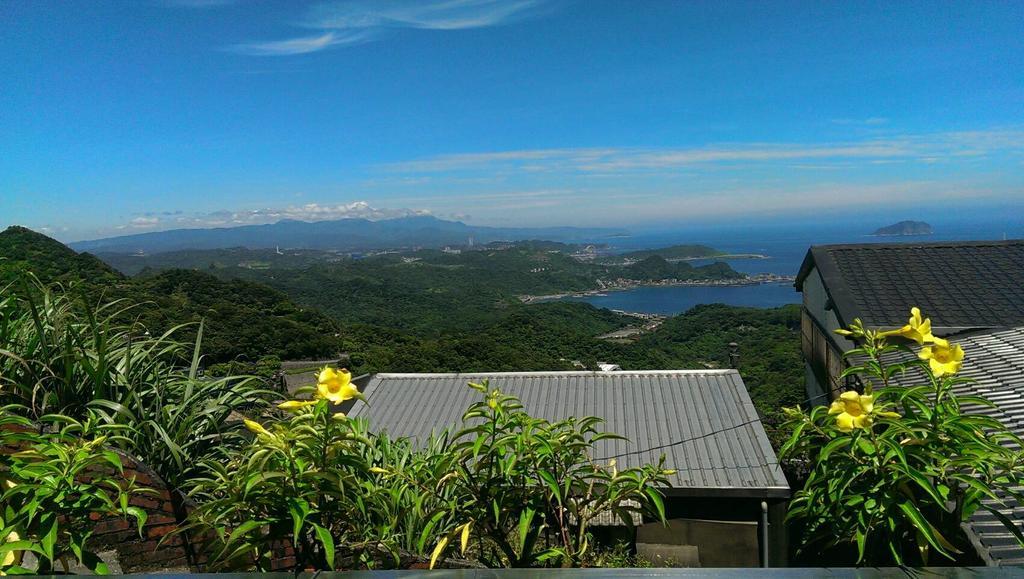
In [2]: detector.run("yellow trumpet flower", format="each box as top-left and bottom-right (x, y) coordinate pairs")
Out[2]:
(880, 307), (940, 345)
(828, 391), (875, 432)
(317, 367), (359, 404)
(919, 340), (965, 377)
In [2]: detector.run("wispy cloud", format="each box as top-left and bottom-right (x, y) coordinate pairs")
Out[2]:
(228, 0), (554, 56)
(118, 217), (161, 230)
(385, 129), (1024, 174)
(830, 117), (889, 126)
(228, 31), (375, 56)
(303, 0), (550, 31)
(163, 0), (237, 7)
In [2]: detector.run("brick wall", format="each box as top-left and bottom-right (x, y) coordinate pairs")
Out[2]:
(3, 423), (318, 572)
(86, 450), (197, 572)
(2, 423), (199, 573)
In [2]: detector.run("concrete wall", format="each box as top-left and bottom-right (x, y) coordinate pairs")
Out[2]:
(637, 518), (759, 567)
(633, 496), (788, 567)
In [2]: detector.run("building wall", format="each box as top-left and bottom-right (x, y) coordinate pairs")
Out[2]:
(631, 496), (787, 567)
(800, 266), (856, 404)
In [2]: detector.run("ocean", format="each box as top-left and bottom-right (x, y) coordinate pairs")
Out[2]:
(562, 218), (1023, 316)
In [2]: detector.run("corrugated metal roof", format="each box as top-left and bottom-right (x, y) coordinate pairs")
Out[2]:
(794, 240), (1024, 333)
(884, 327), (1024, 566)
(347, 370), (790, 498)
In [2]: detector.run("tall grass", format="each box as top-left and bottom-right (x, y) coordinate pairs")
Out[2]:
(0, 276), (273, 491)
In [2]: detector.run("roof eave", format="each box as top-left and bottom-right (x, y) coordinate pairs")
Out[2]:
(661, 486), (791, 500)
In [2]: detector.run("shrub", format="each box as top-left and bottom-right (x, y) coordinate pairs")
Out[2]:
(0, 408), (149, 574)
(183, 372), (671, 570)
(0, 278), (274, 494)
(427, 381), (670, 568)
(782, 308), (1024, 565)
(181, 369), (370, 571)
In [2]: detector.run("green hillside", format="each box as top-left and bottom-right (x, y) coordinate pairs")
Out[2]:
(1, 227), (803, 423)
(0, 226), (340, 363)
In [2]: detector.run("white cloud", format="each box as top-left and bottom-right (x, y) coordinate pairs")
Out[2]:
(137, 201), (430, 230)
(385, 129), (1024, 174)
(129, 217), (160, 228)
(229, 0), (553, 56)
(227, 31), (375, 56)
(304, 0), (549, 31)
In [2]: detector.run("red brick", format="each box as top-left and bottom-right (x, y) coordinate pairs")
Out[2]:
(146, 524), (177, 539)
(144, 513), (177, 526)
(131, 497), (161, 509)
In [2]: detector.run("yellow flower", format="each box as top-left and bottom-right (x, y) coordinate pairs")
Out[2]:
(880, 307), (939, 345)
(277, 400), (317, 412)
(828, 391), (875, 432)
(317, 367), (359, 404)
(919, 340), (964, 377)
(243, 419), (272, 438)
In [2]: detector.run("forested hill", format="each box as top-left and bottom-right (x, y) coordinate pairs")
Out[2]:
(0, 226), (340, 362)
(0, 226), (124, 289)
(115, 244), (743, 336)
(69, 215), (624, 254)
(2, 226), (804, 421)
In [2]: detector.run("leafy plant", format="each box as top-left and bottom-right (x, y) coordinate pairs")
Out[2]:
(0, 278), (274, 494)
(181, 370), (369, 571)
(428, 381), (670, 568)
(343, 423), (463, 567)
(0, 407), (149, 574)
(782, 308), (1024, 565)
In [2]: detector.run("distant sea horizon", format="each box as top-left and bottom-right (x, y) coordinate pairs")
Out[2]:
(559, 218), (1023, 316)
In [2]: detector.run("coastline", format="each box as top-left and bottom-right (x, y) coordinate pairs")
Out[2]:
(518, 273), (796, 304)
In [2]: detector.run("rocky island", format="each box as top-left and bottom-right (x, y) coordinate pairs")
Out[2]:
(872, 220), (934, 236)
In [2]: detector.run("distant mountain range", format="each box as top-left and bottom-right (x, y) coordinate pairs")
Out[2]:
(872, 220), (934, 236)
(70, 216), (625, 254)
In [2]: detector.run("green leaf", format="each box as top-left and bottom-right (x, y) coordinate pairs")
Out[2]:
(645, 487), (666, 522)
(517, 508), (536, 557)
(313, 524), (335, 570)
(819, 436), (852, 461)
(897, 501), (958, 560)
(981, 505), (1024, 549)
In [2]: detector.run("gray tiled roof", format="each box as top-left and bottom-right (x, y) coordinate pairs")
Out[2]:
(795, 240), (1024, 333)
(886, 327), (1024, 565)
(347, 370), (790, 498)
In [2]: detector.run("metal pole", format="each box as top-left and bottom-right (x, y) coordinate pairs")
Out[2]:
(760, 500), (770, 567)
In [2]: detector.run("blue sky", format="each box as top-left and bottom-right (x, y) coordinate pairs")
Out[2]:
(1, 0), (1022, 241)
